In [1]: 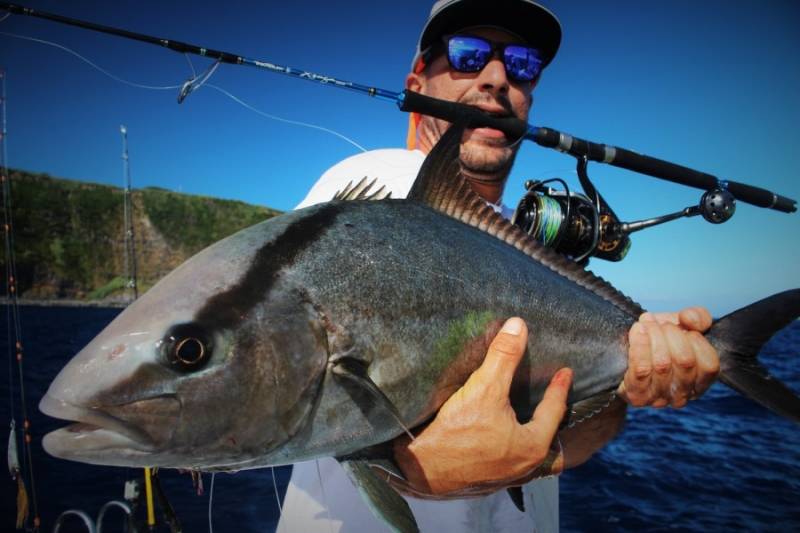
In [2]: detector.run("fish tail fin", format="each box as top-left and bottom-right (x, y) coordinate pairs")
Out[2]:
(707, 289), (800, 423)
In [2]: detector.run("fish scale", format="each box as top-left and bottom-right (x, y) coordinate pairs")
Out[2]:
(251, 198), (633, 467)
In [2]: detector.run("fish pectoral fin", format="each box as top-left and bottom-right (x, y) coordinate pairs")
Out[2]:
(339, 458), (419, 533)
(563, 390), (619, 428)
(331, 357), (414, 440)
(507, 486), (525, 513)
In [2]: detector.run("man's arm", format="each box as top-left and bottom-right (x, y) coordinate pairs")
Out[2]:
(393, 310), (719, 497)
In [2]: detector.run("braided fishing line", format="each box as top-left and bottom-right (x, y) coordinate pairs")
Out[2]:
(535, 195), (563, 246)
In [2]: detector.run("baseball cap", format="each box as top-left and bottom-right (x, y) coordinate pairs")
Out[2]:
(412, 0), (562, 71)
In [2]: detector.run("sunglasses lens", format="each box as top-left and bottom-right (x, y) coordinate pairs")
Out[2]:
(504, 45), (543, 81)
(448, 36), (492, 72)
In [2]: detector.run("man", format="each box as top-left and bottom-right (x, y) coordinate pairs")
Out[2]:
(279, 1), (719, 531)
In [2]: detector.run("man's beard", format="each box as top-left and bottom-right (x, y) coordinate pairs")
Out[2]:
(459, 136), (516, 181)
(421, 94), (521, 180)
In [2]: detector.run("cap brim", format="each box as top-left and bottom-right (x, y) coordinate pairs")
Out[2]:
(420, 0), (561, 67)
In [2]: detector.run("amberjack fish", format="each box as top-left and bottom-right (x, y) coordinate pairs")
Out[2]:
(40, 125), (800, 532)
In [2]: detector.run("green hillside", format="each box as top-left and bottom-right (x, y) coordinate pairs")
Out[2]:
(2, 170), (281, 302)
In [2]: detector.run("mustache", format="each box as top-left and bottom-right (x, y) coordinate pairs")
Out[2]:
(458, 94), (514, 117)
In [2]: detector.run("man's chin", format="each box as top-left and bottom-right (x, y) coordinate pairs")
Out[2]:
(460, 142), (514, 177)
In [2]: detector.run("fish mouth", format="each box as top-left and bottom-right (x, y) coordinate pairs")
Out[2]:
(40, 393), (180, 464)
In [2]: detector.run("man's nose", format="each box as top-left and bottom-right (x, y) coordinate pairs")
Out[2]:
(476, 56), (509, 93)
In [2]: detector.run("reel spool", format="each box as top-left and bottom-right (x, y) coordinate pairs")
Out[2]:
(511, 179), (600, 262)
(510, 169), (735, 264)
(511, 178), (631, 264)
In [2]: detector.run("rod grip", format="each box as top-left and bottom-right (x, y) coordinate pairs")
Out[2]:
(399, 90), (529, 140)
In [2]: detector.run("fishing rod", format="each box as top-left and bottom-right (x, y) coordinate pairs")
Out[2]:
(1, 2), (796, 263)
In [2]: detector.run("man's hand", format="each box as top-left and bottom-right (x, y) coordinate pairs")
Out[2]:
(618, 307), (720, 408)
(393, 317), (571, 497)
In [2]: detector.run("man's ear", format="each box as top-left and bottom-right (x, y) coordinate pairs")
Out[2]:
(405, 72), (424, 93)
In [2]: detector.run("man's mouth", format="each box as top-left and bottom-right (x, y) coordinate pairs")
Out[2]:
(465, 104), (514, 139)
(471, 126), (508, 139)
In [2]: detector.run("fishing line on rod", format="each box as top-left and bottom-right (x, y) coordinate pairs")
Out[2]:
(208, 472), (215, 533)
(206, 84), (367, 153)
(0, 30), (368, 152)
(0, 31), (181, 91)
(179, 54), (220, 103)
(270, 466), (283, 514)
(316, 459), (335, 533)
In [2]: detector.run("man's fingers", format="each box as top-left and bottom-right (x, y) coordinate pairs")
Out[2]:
(678, 307), (713, 332)
(643, 307), (712, 332)
(688, 331), (720, 397)
(522, 368), (572, 452)
(662, 322), (696, 407)
(641, 311), (679, 326)
(468, 317), (528, 397)
(620, 322), (653, 406)
(642, 321), (672, 408)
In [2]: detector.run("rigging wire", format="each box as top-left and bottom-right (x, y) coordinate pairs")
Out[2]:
(1, 69), (40, 531)
(0, 30), (367, 152)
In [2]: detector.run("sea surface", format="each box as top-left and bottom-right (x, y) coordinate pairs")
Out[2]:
(1, 305), (798, 532)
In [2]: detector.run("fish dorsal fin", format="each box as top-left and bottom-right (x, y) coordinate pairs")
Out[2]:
(409, 124), (644, 317)
(333, 177), (392, 201)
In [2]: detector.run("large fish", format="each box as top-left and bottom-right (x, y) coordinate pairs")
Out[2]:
(40, 126), (800, 532)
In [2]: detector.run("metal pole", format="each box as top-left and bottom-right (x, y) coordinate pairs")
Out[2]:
(120, 125), (138, 300)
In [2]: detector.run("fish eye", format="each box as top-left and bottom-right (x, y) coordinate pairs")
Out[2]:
(162, 323), (213, 372)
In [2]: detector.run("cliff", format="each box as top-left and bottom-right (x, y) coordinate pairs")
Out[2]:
(2, 169), (281, 303)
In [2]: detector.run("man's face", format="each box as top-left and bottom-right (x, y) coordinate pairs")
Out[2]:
(407, 27), (535, 178)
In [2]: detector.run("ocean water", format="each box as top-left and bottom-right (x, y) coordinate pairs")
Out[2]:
(1, 305), (798, 532)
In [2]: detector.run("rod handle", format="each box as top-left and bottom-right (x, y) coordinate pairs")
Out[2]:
(399, 90), (529, 140)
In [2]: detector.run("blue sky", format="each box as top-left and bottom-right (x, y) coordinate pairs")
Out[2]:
(1, 0), (798, 315)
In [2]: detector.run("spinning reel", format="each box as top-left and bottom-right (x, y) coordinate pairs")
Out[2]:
(511, 156), (737, 265)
